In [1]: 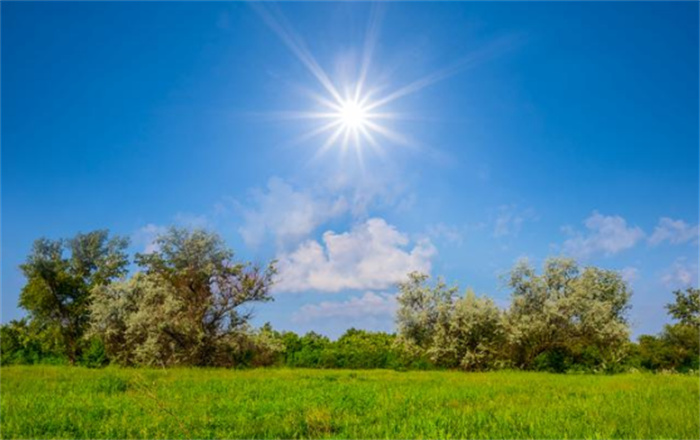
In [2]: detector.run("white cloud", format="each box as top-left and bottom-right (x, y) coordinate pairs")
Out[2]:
(275, 218), (436, 293)
(132, 224), (167, 254)
(493, 205), (537, 238)
(323, 170), (412, 217)
(292, 291), (398, 323)
(238, 177), (348, 249)
(562, 211), (644, 259)
(427, 223), (464, 246)
(661, 258), (699, 289)
(648, 217), (699, 246)
(620, 266), (639, 284)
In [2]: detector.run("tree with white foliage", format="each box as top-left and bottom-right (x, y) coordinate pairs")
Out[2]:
(430, 289), (506, 370)
(90, 227), (276, 367)
(505, 257), (631, 371)
(395, 272), (457, 357)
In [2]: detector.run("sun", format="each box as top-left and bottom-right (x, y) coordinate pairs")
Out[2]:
(256, 2), (516, 164)
(294, 87), (394, 157)
(254, 3), (495, 161)
(338, 99), (369, 130)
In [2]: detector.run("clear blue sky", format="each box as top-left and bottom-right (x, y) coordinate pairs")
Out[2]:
(2, 2), (698, 338)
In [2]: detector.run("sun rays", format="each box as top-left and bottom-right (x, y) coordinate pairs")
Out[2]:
(252, 3), (517, 166)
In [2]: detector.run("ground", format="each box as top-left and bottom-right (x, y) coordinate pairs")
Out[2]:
(1, 366), (698, 439)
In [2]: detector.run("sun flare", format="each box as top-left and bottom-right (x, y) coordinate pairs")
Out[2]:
(338, 99), (369, 130)
(255, 3), (493, 163)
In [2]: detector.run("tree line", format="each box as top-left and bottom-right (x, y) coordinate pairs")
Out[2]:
(1, 227), (698, 373)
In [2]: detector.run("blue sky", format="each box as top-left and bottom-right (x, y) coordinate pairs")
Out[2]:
(2, 2), (698, 338)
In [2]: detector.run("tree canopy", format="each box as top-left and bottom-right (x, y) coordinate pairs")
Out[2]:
(91, 227), (277, 366)
(18, 230), (128, 363)
(5, 227), (696, 373)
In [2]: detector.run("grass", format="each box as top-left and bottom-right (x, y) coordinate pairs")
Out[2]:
(1, 366), (698, 439)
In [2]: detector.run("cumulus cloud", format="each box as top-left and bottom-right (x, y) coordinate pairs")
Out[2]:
(238, 177), (348, 249)
(275, 218), (436, 293)
(562, 211), (645, 259)
(493, 205), (537, 238)
(661, 258), (699, 289)
(292, 291), (398, 323)
(648, 217), (699, 246)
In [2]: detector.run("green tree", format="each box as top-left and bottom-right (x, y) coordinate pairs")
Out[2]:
(0, 318), (64, 365)
(91, 227), (276, 366)
(666, 287), (699, 328)
(636, 287), (700, 372)
(334, 329), (400, 369)
(287, 332), (331, 367)
(248, 323), (286, 367)
(18, 231), (128, 364)
(505, 258), (631, 371)
(637, 325), (699, 372)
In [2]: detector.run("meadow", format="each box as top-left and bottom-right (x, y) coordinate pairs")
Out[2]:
(1, 366), (698, 439)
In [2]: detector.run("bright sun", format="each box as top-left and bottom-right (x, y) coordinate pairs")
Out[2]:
(255, 4), (448, 159)
(258, 3), (504, 162)
(338, 99), (369, 130)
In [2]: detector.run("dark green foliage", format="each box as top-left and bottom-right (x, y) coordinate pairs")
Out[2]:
(79, 338), (109, 368)
(333, 328), (400, 368)
(666, 287), (700, 327)
(0, 319), (66, 365)
(630, 288), (700, 372)
(532, 348), (572, 373)
(221, 327), (427, 370)
(636, 324), (700, 372)
(18, 231), (129, 364)
(276, 329), (428, 370)
(285, 332), (332, 368)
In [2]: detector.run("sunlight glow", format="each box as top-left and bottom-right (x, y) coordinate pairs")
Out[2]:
(253, 3), (516, 165)
(338, 99), (368, 130)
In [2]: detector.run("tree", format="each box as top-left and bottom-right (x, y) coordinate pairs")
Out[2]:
(89, 273), (174, 366)
(0, 318), (63, 365)
(505, 258), (631, 371)
(395, 272), (457, 353)
(666, 287), (699, 328)
(285, 332), (331, 368)
(636, 287), (700, 372)
(91, 227), (276, 366)
(637, 324), (699, 372)
(333, 329), (400, 369)
(430, 289), (506, 370)
(18, 231), (128, 364)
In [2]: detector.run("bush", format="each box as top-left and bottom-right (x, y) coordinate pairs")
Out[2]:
(637, 324), (699, 372)
(79, 338), (109, 368)
(0, 319), (67, 366)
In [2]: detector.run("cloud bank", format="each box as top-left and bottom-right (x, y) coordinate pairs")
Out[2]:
(275, 218), (436, 293)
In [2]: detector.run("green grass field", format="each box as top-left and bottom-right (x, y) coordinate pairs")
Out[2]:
(1, 366), (698, 439)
